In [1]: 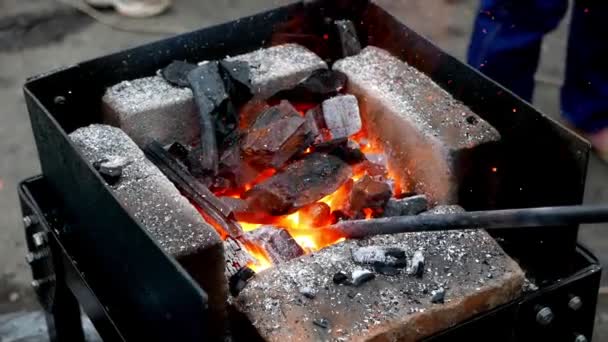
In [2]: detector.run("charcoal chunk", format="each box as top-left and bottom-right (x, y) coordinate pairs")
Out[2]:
(373, 264), (400, 276)
(218, 60), (253, 105)
(229, 266), (256, 297)
(313, 318), (330, 329)
(187, 62), (228, 176)
(272, 69), (347, 102)
(242, 101), (314, 169)
(251, 101), (300, 129)
(245, 226), (304, 264)
(239, 100), (270, 130)
(349, 175), (392, 214)
(352, 246), (407, 268)
(167, 142), (190, 163)
(334, 19), (362, 57)
(408, 250), (425, 278)
(351, 268), (375, 286)
(220, 197), (275, 223)
(431, 288), (446, 304)
(93, 156), (128, 185)
(383, 195), (429, 217)
(244, 153), (352, 215)
(321, 95), (362, 139)
(314, 138), (365, 165)
(161, 60), (197, 87)
(333, 272), (349, 285)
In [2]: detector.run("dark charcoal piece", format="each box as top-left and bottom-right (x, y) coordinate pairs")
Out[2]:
(219, 60), (253, 105)
(251, 100), (300, 129)
(144, 141), (243, 238)
(351, 269), (375, 286)
(168, 142), (190, 163)
(272, 69), (347, 102)
(349, 175), (392, 214)
(188, 62), (229, 107)
(242, 101), (314, 169)
(229, 266), (256, 297)
(217, 135), (259, 189)
(219, 197), (275, 223)
(242, 116), (313, 169)
(321, 95), (362, 139)
(161, 60), (197, 87)
(239, 100), (270, 130)
(313, 318), (330, 329)
(245, 226), (304, 264)
(244, 153), (352, 215)
(214, 101), (239, 144)
(333, 272), (348, 285)
(374, 264), (400, 276)
(431, 288), (446, 304)
(304, 108), (322, 142)
(334, 19), (362, 57)
(314, 139), (365, 165)
(93, 157), (127, 185)
(187, 62), (229, 176)
(383, 195), (429, 217)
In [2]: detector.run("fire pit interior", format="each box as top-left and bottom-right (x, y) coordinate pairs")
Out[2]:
(65, 22), (524, 339)
(22, 1), (596, 341)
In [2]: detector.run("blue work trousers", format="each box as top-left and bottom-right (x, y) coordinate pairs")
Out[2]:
(468, 0), (608, 133)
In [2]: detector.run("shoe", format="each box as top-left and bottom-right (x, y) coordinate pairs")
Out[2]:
(586, 127), (608, 162)
(85, 0), (171, 18)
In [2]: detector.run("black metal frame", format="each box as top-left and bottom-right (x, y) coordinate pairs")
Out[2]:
(19, 0), (599, 340)
(19, 175), (602, 341)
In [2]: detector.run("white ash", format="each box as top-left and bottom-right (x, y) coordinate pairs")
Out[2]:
(228, 43), (327, 99)
(351, 245), (405, 266)
(408, 250), (425, 276)
(351, 268), (375, 286)
(321, 94), (362, 139)
(69, 124), (222, 258)
(299, 286), (317, 299)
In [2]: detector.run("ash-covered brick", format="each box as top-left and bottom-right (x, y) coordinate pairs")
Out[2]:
(102, 75), (199, 147)
(102, 44), (326, 147)
(228, 43), (328, 99)
(69, 124), (227, 337)
(234, 216), (523, 341)
(334, 46), (501, 204)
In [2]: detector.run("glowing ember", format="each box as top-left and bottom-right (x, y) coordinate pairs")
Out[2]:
(192, 100), (399, 274)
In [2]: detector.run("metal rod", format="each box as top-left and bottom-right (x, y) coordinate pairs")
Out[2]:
(324, 205), (608, 239)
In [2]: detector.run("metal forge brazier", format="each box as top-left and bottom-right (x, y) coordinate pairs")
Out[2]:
(20, 0), (601, 341)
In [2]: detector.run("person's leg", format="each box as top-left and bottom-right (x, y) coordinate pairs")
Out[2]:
(562, 1), (608, 140)
(468, 0), (569, 101)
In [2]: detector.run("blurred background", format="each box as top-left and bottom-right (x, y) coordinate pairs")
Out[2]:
(1, 0), (607, 339)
